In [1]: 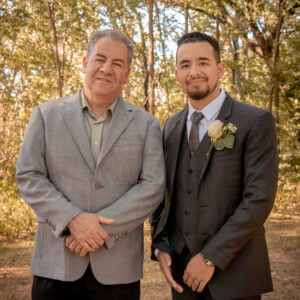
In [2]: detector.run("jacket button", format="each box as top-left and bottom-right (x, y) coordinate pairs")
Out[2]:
(94, 182), (103, 189)
(184, 232), (190, 236)
(184, 210), (190, 216)
(187, 190), (192, 195)
(188, 169), (193, 174)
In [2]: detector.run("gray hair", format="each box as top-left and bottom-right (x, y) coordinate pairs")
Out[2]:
(87, 29), (134, 67)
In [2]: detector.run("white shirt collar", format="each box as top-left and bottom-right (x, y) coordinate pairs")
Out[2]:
(187, 89), (226, 121)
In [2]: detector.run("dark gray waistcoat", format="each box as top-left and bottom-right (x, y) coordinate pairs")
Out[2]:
(167, 128), (204, 254)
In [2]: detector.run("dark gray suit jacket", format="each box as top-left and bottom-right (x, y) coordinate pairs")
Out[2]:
(151, 94), (278, 299)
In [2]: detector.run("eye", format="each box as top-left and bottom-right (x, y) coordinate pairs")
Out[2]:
(181, 64), (189, 69)
(199, 62), (208, 66)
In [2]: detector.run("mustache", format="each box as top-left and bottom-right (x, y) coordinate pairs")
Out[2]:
(186, 76), (207, 83)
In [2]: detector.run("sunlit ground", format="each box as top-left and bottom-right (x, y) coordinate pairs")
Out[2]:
(0, 210), (299, 300)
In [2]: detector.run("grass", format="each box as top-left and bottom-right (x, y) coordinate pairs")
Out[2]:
(0, 210), (299, 300)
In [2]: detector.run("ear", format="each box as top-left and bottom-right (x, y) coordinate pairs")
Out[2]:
(217, 62), (225, 79)
(82, 56), (88, 74)
(122, 68), (131, 84)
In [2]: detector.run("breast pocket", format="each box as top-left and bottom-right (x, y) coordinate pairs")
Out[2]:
(112, 137), (144, 157)
(108, 138), (144, 184)
(212, 149), (242, 163)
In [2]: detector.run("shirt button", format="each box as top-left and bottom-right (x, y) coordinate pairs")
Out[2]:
(94, 182), (103, 189)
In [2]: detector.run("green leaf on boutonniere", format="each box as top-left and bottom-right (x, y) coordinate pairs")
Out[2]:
(223, 134), (235, 149)
(215, 139), (225, 150)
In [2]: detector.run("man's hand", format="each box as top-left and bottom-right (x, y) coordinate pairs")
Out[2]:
(66, 235), (89, 257)
(67, 212), (114, 252)
(157, 250), (184, 293)
(183, 253), (215, 293)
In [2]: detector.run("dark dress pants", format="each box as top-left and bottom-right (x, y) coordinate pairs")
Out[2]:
(171, 246), (214, 300)
(32, 264), (140, 300)
(171, 246), (261, 300)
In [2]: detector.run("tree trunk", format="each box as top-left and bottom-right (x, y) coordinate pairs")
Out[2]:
(230, 39), (242, 100)
(184, 2), (189, 33)
(46, 0), (63, 97)
(268, 0), (285, 128)
(148, 0), (155, 115)
(136, 19), (149, 111)
(183, 2), (189, 107)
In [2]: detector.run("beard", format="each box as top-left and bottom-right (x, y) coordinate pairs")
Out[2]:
(186, 81), (218, 100)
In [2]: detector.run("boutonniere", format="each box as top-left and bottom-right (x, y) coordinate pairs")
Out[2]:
(206, 120), (237, 159)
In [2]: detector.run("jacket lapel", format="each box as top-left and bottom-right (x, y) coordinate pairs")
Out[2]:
(216, 93), (234, 123)
(97, 97), (134, 164)
(61, 91), (96, 172)
(196, 93), (234, 185)
(165, 108), (188, 201)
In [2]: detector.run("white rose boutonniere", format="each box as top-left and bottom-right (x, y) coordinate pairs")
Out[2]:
(206, 120), (237, 159)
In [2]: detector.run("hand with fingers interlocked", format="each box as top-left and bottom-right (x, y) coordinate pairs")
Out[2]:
(66, 212), (114, 256)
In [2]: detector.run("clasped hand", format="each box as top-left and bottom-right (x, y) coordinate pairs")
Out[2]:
(65, 212), (114, 256)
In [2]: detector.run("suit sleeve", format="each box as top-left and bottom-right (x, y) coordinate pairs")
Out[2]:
(149, 119), (172, 259)
(99, 117), (165, 249)
(201, 110), (278, 270)
(16, 106), (82, 238)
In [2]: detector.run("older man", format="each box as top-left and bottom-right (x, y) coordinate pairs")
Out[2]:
(17, 29), (165, 300)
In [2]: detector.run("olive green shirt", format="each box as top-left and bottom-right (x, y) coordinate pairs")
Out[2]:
(81, 90), (118, 163)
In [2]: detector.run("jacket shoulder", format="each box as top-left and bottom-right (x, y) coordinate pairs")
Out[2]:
(164, 108), (187, 127)
(123, 101), (159, 122)
(37, 92), (79, 112)
(229, 96), (272, 117)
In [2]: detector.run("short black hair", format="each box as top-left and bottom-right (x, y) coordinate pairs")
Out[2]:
(177, 32), (221, 63)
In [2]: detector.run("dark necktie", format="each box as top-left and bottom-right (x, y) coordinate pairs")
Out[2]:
(189, 111), (204, 156)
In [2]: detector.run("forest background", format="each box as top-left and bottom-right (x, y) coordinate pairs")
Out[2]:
(0, 1), (299, 296)
(0, 0), (299, 298)
(2, 0), (299, 239)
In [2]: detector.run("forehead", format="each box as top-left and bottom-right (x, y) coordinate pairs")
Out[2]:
(90, 37), (128, 62)
(177, 41), (215, 62)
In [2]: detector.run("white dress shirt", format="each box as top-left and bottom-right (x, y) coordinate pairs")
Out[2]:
(187, 89), (226, 142)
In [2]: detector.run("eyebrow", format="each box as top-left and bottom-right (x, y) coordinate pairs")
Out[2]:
(179, 56), (210, 66)
(94, 53), (125, 64)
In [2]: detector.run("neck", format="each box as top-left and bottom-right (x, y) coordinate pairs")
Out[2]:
(83, 88), (117, 118)
(189, 87), (221, 111)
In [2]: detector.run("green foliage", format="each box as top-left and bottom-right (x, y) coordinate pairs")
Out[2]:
(0, 176), (36, 240)
(0, 0), (298, 239)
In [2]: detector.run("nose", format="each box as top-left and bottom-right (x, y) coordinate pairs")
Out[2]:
(100, 61), (113, 74)
(190, 64), (201, 77)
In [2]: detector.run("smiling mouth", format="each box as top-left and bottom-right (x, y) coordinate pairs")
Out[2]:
(186, 77), (207, 85)
(96, 78), (112, 84)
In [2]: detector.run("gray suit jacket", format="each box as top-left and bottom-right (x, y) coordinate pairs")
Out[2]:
(16, 90), (165, 284)
(151, 94), (278, 299)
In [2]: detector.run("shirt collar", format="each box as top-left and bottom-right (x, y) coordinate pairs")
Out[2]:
(187, 89), (226, 121)
(81, 89), (118, 118)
